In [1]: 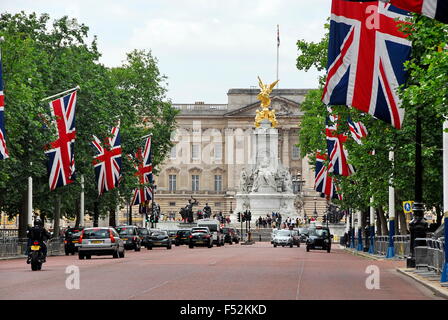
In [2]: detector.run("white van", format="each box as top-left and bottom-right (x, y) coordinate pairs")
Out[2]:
(196, 219), (224, 246)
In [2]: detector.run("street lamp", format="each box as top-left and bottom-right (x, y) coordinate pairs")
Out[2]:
(313, 197), (318, 219)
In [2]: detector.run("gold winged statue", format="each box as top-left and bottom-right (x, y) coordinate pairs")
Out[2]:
(254, 76), (279, 128)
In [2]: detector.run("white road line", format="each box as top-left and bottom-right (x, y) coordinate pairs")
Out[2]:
(128, 280), (170, 300)
(295, 260), (305, 300)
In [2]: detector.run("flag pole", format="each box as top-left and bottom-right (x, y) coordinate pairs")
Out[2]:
(276, 24), (280, 90)
(41, 85), (80, 102)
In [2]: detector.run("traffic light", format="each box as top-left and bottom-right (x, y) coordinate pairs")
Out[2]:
(248, 211), (252, 221)
(237, 212), (241, 222)
(323, 215), (327, 223)
(150, 215), (155, 223)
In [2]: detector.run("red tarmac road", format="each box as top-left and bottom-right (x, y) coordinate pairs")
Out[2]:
(0, 243), (442, 300)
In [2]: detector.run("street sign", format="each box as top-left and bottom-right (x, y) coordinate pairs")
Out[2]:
(403, 201), (414, 214)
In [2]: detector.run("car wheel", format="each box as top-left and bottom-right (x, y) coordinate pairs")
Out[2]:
(273, 244), (277, 248)
(327, 247), (331, 253)
(86, 255), (91, 259)
(306, 246), (310, 252)
(78, 253), (85, 260)
(119, 250), (125, 258)
(113, 250), (119, 259)
(175, 243), (180, 246)
(189, 244), (194, 249)
(65, 250), (69, 256)
(290, 244), (293, 248)
(167, 245), (172, 250)
(135, 244), (141, 252)
(148, 246), (153, 250)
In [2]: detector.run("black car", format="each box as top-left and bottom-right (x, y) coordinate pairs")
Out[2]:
(137, 227), (151, 248)
(167, 230), (178, 243)
(189, 229), (213, 248)
(64, 227), (84, 255)
(306, 226), (333, 253)
(175, 229), (191, 246)
(115, 226), (142, 251)
(147, 230), (172, 250)
(222, 227), (240, 244)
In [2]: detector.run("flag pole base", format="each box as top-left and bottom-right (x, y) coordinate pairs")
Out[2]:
(386, 246), (395, 259)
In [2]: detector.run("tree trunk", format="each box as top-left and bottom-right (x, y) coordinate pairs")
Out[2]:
(74, 199), (80, 228)
(53, 196), (61, 239)
(378, 207), (389, 236)
(93, 201), (99, 227)
(109, 207), (116, 227)
(18, 191), (28, 238)
(376, 209), (382, 236)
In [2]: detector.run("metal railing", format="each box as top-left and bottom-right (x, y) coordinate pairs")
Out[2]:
(414, 237), (445, 275)
(0, 237), (65, 258)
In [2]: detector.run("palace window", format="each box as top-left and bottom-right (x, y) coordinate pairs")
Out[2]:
(192, 175), (200, 192)
(292, 145), (300, 159)
(214, 143), (222, 160)
(214, 175), (222, 192)
(192, 143), (200, 160)
(169, 202), (176, 207)
(170, 145), (176, 159)
(169, 175), (177, 192)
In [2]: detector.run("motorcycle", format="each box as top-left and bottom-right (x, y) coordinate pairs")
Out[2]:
(27, 240), (45, 271)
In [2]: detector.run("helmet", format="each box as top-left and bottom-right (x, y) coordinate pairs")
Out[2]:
(34, 218), (43, 227)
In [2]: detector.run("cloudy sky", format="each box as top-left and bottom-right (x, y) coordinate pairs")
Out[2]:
(2, 0), (330, 103)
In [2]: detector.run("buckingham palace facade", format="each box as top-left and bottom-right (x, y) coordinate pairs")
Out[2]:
(154, 88), (328, 220)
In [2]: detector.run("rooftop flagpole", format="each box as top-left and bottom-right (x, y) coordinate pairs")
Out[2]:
(276, 24), (280, 90)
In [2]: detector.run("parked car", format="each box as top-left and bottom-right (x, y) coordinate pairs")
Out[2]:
(175, 229), (191, 246)
(147, 230), (172, 250)
(77, 227), (125, 259)
(272, 229), (294, 248)
(306, 226), (333, 253)
(115, 226), (142, 251)
(64, 227), (84, 255)
(270, 229), (281, 244)
(297, 227), (309, 243)
(222, 227), (240, 244)
(189, 228), (213, 248)
(290, 230), (301, 247)
(167, 230), (178, 243)
(137, 227), (151, 248)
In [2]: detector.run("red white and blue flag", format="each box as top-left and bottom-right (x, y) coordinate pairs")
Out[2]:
(380, 0), (448, 23)
(326, 108), (355, 176)
(131, 136), (153, 205)
(0, 51), (9, 160)
(348, 117), (368, 144)
(92, 123), (122, 195)
(322, 0), (412, 129)
(45, 91), (77, 190)
(315, 152), (343, 201)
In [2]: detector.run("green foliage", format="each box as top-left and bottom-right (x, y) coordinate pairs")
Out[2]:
(0, 12), (178, 223)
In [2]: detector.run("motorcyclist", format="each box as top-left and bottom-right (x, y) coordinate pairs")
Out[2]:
(27, 218), (52, 263)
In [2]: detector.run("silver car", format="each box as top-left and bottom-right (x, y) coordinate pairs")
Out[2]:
(77, 227), (125, 259)
(272, 230), (294, 248)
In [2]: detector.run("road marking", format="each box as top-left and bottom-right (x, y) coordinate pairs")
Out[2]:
(128, 280), (170, 300)
(295, 260), (305, 300)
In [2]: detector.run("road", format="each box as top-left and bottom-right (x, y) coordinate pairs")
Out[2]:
(0, 243), (442, 300)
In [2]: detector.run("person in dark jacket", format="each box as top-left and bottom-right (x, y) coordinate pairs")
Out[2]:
(27, 218), (51, 262)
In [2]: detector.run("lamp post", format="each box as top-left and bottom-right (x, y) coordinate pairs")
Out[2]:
(313, 197), (317, 221)
(151, 184), (157, 228)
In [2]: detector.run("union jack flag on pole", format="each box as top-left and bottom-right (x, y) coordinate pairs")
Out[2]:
(131, 136), (153, 205)
(45, 91), (77, 190)
(348, 117), (368, 144)
(326, 108), (355, 176)
(322, 0), (412, 129)
(315, 152), (343, 201)
(92, 123), (122, 196)
(0, 49), (9, 160)
(380, 0), (448, 23)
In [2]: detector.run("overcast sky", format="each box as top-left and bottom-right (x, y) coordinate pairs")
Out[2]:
(2, 0), (330, 103)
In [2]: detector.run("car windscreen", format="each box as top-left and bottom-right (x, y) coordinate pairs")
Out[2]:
(151, 231), (167, 236)
(83, 229), (110, 239)
(308, 229), (329, 237)
(198, 224), (217, 232)
(299, 228), (308, 234)
(277, 230), (291, 236)
(138, 229), (149, 235)
(168, 231), (177, 236)
(116, 227), (135, 235)
(177, 230), (191, 236)
(191, 229), (208, 234)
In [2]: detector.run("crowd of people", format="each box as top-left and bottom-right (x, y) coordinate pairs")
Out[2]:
(255, 213), (302, 229)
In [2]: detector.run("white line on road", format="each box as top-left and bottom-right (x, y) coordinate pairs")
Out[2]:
(295, 260), (305, 300)
(128, 280), (170, 300)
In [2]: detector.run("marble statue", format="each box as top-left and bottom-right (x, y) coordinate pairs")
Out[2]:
(252, 157), (277, 192)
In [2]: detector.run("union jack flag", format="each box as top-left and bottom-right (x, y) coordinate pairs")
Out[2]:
(380, 0), (448, 23)
(92, 123), (122, 196)
(348, 117), (368, 144)
(45, 91), (77, 190)
(322, 0), (412, 129)
(130, 136), (153, 205)
(315, 152), (342, 201)
(0, 51), (8, 160)
(326, 108), (355, 176)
